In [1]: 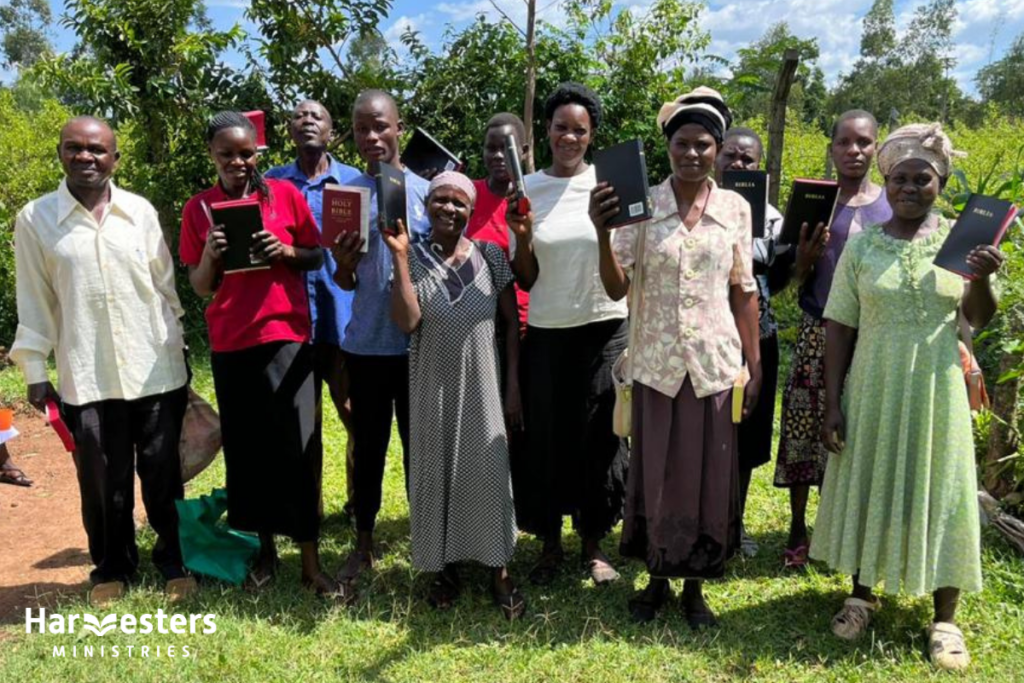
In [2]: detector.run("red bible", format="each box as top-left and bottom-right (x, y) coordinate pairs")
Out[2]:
(322, 184), (370, 253)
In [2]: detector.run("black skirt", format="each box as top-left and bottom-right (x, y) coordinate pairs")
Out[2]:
(211, 341), (321, 542)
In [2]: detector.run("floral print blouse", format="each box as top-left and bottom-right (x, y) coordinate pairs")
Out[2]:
(612, 177), (757, 399)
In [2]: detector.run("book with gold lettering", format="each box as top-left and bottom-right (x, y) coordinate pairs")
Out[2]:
(779, 178), (840, 245)
(723, 170), (768, 238)
(375, 161), (407, 237)
(935, 194), (1019, 279)
(322, 184), (370, 253)
(208, 197), (271, 274)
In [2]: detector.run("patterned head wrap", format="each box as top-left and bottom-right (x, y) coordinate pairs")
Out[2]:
(656, 86), (733, 144)
(877, 122), (965, 178)
(428, 171), (477, 206)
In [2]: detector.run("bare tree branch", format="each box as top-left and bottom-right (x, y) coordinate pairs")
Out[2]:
(489, 0), (527, 37)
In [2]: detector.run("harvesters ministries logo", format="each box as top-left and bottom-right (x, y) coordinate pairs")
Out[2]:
(25, 608), (217, 659)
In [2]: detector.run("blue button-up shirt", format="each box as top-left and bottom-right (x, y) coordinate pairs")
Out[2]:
(339, 167), (430, 356)
(266, 156), (361, 346)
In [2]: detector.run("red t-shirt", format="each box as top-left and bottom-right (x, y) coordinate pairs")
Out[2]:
(466, 179), (530, 330)
(179, 179), (320, 353)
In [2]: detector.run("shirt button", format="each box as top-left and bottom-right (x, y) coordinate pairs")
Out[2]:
(684, 268), (696, 280)
(684, 297), (695, 308)
(683, 328), (694, 339)
(684, 237), (696, 249)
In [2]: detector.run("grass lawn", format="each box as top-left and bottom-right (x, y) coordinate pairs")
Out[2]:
(1, 355), (1023, 683)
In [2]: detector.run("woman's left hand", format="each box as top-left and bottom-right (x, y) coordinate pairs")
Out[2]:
(504, 382), (524, 432)
(252, 230), (289, 262)
(966, 244), (1004, 278)
(742, 367), (762, 421)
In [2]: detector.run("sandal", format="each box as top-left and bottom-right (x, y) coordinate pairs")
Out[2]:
(782, 545), (809, 570)
(492, 584), (526, 621)
(244, 557), (279, 592)
(427, 567), (461, 610)
(528, 547), (564, 586)
(831, 596), (880, 640)
(336, 549), (375, 583)
(628, 579), (670, 624)
(584, 556), (620, 586)
(302, 572), (354, 604)
(0, 464), (31, 487)
(928, 621), (970, 671)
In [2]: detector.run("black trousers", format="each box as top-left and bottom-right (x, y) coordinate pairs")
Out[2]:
(212, 342), (321, 542)
(64, 387), (188, 585)
(345, 352), (410, 533)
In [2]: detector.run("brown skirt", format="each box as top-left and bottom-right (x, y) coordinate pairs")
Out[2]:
(619, 378), (740, 579)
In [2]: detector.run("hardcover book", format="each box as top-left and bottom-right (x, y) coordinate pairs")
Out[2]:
(593, 139), (653, 228)
(779, 179), (841, 245)
(934, 194), (1019, 279)
(722, 170), (769, 239)
(208, 197), (270, 274)
(505, 133), (530, 214)
(322, 184), (370, 253)
(242, 110), (267, 151)
(375, 161), (407, 236)
(401, 127), (464, 177)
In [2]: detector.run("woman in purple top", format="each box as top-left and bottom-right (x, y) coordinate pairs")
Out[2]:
(773, 110), (892, 568)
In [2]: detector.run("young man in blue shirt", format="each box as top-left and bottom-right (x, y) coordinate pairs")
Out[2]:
(332, 90), (430, 589)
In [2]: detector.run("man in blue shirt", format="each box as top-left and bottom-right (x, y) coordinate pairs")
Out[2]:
(266, 100), (361, 517)
(332, 90), (430, 588)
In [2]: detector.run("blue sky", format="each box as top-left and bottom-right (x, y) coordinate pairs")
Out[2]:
(27, 0), (1024, 95)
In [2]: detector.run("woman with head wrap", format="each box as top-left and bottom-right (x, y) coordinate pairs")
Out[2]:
(384, 171), (525, 619)
(505, 83), (629, 588)
(590, 86), (762, 626)
(812, 123), (1003, 670)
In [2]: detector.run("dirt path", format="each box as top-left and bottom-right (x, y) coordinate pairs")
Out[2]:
(0, 410), (144, 626)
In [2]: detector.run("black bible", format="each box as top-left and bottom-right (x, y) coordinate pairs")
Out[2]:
(593, 139), (653, 228)
(779, 179), (841, 245)
(934, 194), (1019, 279)
(208, 197), (269, 274)
(401, 128), (464, 177)
(722, 170), (769, 238)
(375, 161), (407, 236)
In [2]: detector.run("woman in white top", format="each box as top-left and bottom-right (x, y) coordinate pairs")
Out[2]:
(508, 83), (629, 587)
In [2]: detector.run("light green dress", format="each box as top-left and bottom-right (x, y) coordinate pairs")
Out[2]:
(809, 220), (982, 595)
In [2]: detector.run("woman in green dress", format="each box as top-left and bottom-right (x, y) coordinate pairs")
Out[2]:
(813, 123), (1005, 671)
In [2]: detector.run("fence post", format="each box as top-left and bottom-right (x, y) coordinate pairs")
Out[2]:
(767, 49), (800, 207)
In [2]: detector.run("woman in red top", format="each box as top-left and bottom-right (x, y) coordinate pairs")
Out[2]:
(180, 111), (340, 598)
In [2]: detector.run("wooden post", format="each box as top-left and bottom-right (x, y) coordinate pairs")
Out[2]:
(523, 0), (537, 173)
(766, 48), (799, 207)
(824, 141), (834, 180)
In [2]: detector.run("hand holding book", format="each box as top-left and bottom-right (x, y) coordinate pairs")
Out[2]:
(589, 182), (621, 231)
(794, 220), (829, 283)
(964, 244), (1005, 278)
(331, 231), (365, 273)
(382, 218), (410, 258)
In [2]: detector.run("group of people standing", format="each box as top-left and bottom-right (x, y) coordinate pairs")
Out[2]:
(9, 80), (1003, 671)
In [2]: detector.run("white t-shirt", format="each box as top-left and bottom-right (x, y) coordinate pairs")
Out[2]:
(524, 166), (628, 328)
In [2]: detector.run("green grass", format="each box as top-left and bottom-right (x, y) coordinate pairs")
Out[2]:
(1, 357), (1023, 682)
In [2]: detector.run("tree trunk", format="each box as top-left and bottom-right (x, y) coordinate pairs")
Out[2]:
(766, 49), (799, 207)
(984, 349), (1022, 499)
(523, 0), (537, 174)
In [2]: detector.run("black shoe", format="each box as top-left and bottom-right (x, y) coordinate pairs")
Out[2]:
(628, 580), (670, 624)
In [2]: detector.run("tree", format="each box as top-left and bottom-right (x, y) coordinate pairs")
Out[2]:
(724, 22), (825, 129)
(859, 0), (896, 60)
(0, 0), (51, 69)
(977, 32), (1024, 119)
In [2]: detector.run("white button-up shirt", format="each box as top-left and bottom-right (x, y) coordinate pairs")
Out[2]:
(11, 180), (188, 406)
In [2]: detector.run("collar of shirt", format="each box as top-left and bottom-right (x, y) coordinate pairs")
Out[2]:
(57, 179), (136, 227)
(649, 176), (733, 230)
(275, 155), (357, 188)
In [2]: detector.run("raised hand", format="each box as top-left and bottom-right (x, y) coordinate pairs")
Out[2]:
(332, 231), (365, 272)
(966, 244), (1005, 278)
(589, 182), (620, 232)
(382, 218), (410, 257)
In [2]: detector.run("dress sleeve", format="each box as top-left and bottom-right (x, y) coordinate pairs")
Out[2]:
(823, 236), (861, 329)
(611, 221), (640, 278)
(481, 241), (515, 292)
(729, 201), (757, 293)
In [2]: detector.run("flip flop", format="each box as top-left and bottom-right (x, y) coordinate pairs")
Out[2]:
(0, 465), (32, 487)
(492, 585), (526, 621)
(782, 545), (809, 569)
(427, 567), (461, 610)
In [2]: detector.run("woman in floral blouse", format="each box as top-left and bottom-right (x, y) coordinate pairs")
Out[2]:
(591, 86), (761, 627)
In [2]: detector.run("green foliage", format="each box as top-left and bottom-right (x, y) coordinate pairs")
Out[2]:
(0, 89), (68, 345)
(0, 0), (50, 69)
(977, 32), (1024, 120)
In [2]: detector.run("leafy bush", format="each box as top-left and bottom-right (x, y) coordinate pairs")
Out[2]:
(0, 90), (69, 346)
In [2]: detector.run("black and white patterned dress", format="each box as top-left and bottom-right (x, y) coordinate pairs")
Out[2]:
(407, 239), (517, 572)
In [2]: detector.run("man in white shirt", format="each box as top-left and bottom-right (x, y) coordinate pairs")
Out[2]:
(10, 116), (195, 607)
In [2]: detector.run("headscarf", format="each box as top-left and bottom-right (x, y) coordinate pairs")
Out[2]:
(877, 122), (965, 178)
(657, 86), (733, 144)
(427, 170), (477, 206)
